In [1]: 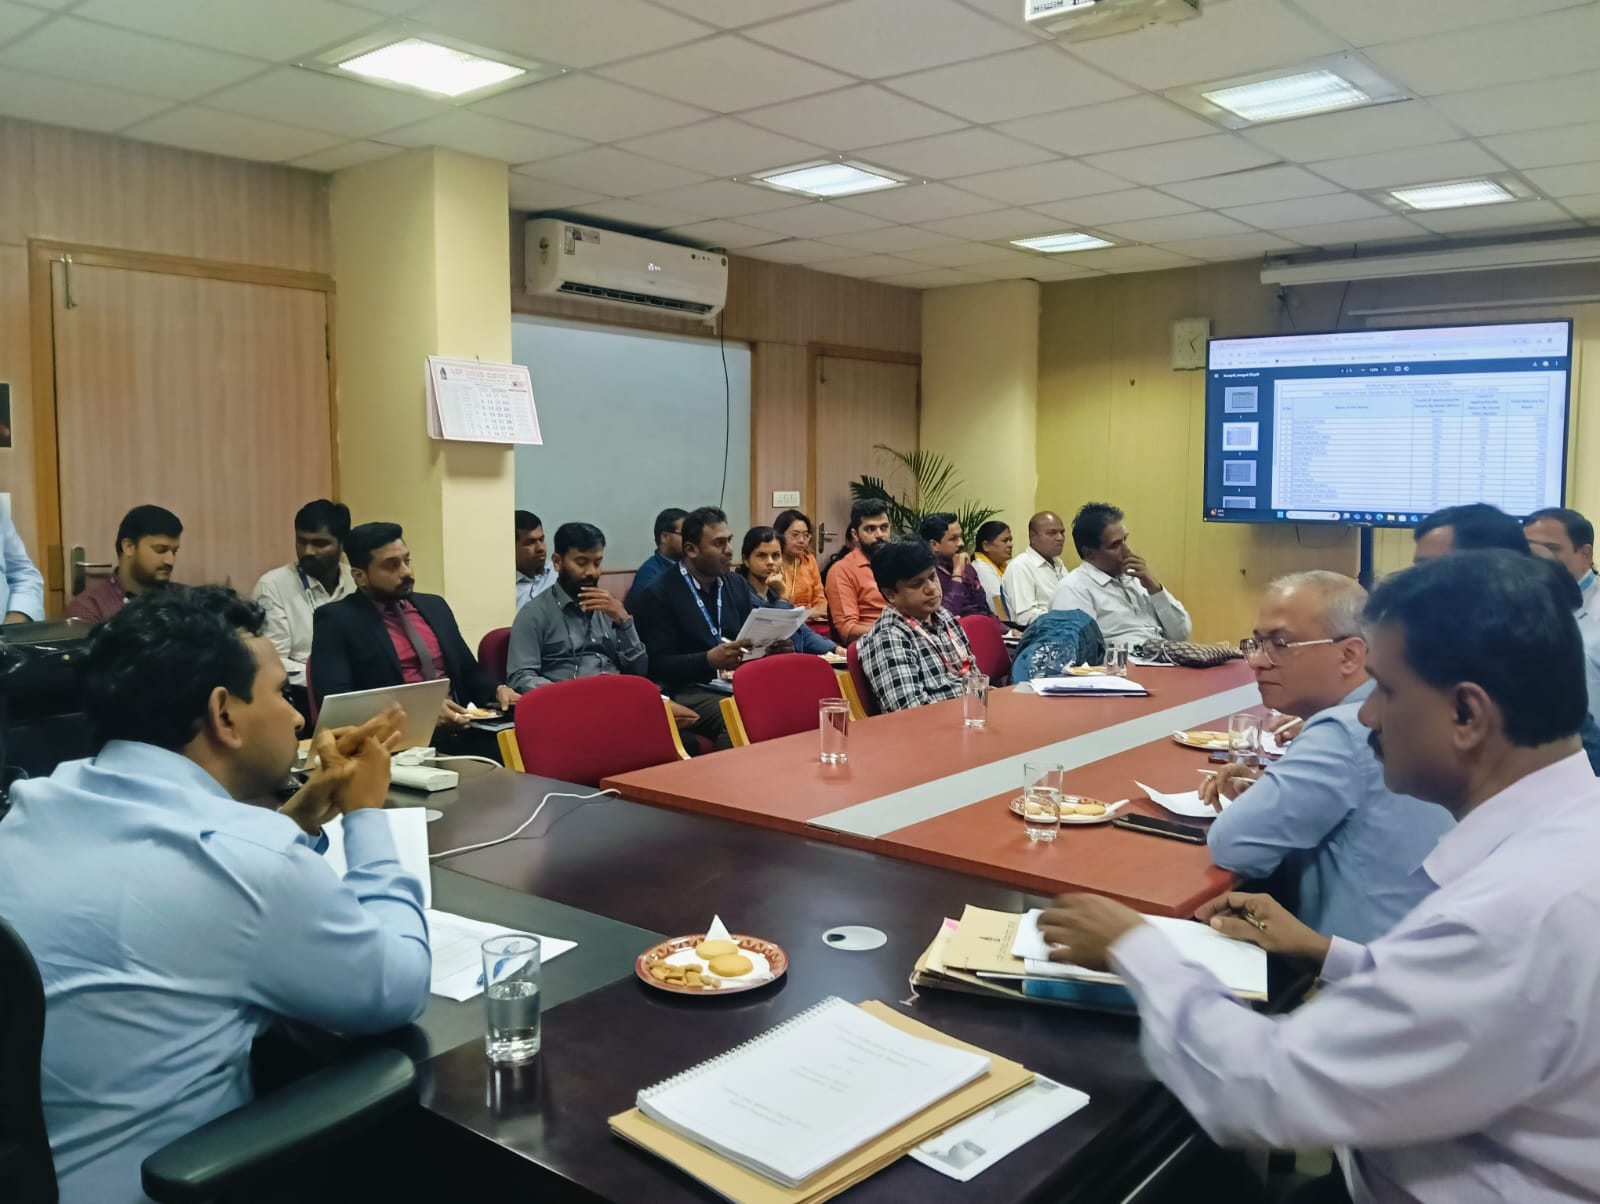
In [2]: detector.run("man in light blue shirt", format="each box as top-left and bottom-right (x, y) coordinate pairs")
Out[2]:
(514, 509), (556, 610)
(1202, 571), (1452, 944)
(0, 585), (430, 1204)
(1041, 551), (1600, 1203)
(0, 509), (44, 621)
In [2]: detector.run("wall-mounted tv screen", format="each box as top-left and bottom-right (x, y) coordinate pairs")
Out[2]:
(1203, 320), (1573, 527)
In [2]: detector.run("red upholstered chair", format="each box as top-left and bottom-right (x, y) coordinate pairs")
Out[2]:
(477, 626), (513, 686)
(511, 676), (691, 787)
(730, 653), (845, 744)
(845, 641), (881, 718)
(958, 614), (1012, 687)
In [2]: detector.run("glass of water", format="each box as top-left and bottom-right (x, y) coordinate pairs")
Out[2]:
(1105, 641), (1130, 677)
(1021, 762), (1063, 843)
(819, 697), (850, 763)
(963, 671), (990, 728)
(1228, 712), (1261, 768)
(482, 933), (541, 1065)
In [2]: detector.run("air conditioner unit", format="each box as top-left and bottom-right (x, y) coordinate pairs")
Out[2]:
(524, 218), (728, 320)
(1024, 0), (1200, 41)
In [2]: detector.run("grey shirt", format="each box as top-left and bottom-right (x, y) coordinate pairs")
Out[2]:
(506, 582), (647, 692)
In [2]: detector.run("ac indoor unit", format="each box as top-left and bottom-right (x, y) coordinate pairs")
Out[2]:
(524, 218), (728, 320)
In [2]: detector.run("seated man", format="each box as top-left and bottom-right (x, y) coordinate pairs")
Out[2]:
(1040, 551), (1600, 1204)
(507, 521), (648, 691)
(251, 498), (355, 706)
(824, 499), (894, 643)
(65, 503), (182, 623)
(1524, 505), (1598, 616)
(1001, 511), (1068, 627)
(1049, 502), (1190, 642)
(626, 506), (687, 607)
(920, 512), (990, 619)
(515, 509), (556, 610)
(311, 522), (518, 730)
(0, 586), (429, 1202)
(1202, 570), (1453, 944)
(0, 505), (44, 623)
(858, 538), (975, 713)
(632, 506), (763, 749)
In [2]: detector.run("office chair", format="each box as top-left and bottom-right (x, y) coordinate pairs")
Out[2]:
(729, 654), (846, 744)
(845, 643), (881, 717)
(957, 614), (1012, 687)
(511, 675), (693, 787)
(476, 627), (512, 686)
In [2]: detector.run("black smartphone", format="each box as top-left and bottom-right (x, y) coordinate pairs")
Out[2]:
(1112, 814), (1209, 844)
(1208, 750), (1231, 764)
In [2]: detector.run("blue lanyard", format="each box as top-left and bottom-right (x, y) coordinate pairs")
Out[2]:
(679, 562), (723, 639)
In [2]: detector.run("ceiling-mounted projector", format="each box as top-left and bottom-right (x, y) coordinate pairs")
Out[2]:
(1024, 0), (1201, 40)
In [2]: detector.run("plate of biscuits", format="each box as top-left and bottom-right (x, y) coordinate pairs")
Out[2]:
(636, 932), (788, 996)
(1009, 796), (1127, 825)
(1173, 729), (1230, 751)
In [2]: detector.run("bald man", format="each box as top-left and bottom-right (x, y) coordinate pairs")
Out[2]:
(1202, 571), (1453, 943)
(1001, 511), (1068, 627)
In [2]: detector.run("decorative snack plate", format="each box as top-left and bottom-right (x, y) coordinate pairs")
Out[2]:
(635, 933), (787, 996)
(1009, 796), (1128, 825)
(1173, 729), (1230, 751)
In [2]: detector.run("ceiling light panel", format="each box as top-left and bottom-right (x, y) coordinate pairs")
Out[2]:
(1167, 53), (1407, 129)
(753, 160), (906, 198)
(1011, 232), (1114, 253)
(1387, 179), (1516, 210)
(338, 38), (526, 98)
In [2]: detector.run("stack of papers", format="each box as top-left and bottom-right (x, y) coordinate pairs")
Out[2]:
(734, 606), (811, 659)
(1026, 676), (1149, 697)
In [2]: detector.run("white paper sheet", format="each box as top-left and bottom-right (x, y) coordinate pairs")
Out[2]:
(425, 910), (576, 1001)
(1016, 910), (1265, 998)
(1029, 676), (1149, 697)
(911, 1076), (1090, 1182)
(321, 808), (432, 907)
(734, 605), (810, 658)
(1135, 780), (1228, 819)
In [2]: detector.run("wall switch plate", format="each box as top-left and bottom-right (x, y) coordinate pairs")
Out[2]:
(773, 490), (801, 507)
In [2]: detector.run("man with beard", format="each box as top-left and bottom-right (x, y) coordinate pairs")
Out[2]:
(65, 503), (183, 623)
(252, 499), (355, 716)
(310, 521), (517, 730)
(824, 499), (895, 643)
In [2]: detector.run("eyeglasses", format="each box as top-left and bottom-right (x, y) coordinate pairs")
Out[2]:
(1238, 635), (1355, 666)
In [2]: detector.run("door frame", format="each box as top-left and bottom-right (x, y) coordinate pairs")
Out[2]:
(26, 238), (338, 612)
(806, 342), (922, 548)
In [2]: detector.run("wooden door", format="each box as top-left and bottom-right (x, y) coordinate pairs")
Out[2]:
(812, 353), (920, 556)
(48, 260), (332, 607)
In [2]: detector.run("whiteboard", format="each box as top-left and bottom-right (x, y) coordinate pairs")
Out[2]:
(511, 316), (752, 571)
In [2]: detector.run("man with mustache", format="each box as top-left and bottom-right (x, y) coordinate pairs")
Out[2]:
(252, 499), (355, 717)
(824, 499), (895, 643)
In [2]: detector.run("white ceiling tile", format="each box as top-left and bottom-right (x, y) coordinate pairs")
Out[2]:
(568, 197), (705, 230)
(1225, 192), (1388, 229)
(518, 145), (708, 194)
(744, 0), (1031, 78)
(953, 159), (1128, 205)
(820, 254), (925, 278)
(900, 240), (1039, 267)
(741, 86), (964, 150)
(666, 218), (785, 249)
(123, 107), (342, 162)
(630, 178), (808, 218)
(1408, 198), (1579, 235)
(1311, 141), (1507, 190)
(741, 238), (855, 264)
(384, 110), (588, 163)
(885, 44), (1132, 123)
(1064, 245), (1198, 272)
(0, 64), (169, 131)
(1366, 6), (1600, 96)
(413, 0), (711, 68)
(823, 224), (961, 253)
(1031, 189), (1197, 226)
(1298, 0), (1583, 47)
(1483, 122), (1600, 171)
(339, 0), (429, 11)
(1099, 211), (1253, 242)
(739, 203), (890, 238)
(599, 35), (849, 111)
(508, 175), (609, 212)
(1431, 72), (1600, 137)
(874, 268), (984, 288)
(830, 181), (997, 222)
(74, 0), (380, 59)
(288, 139), (401, 172)
(619, 117), (824, 178)
(1083, 134), (1277, 186)
(1161, 165), (1337, 209)
(996, 95), (1217, 157)
(1559, 193), (1600, 220)
(1065, 0), (1343, 90)
(6, 0), (71, 11)
(1275, 215), (1430, 246)
(474, 76), (710, 145)
(0, 2), (46, 43)
(963, 257), (1063, 280)
(0, 16), (262, 100)
(860, 128), (1053, 179)
(1526, 161), (1600, 199)
(654, 0), (834, 27)
(1025, 261), (1102, 281)
(206, 67), (447, 139)
(1241, 101), (1461, 164)
(916, 208), (1062, 241)
(1156, 232), (1303, 261)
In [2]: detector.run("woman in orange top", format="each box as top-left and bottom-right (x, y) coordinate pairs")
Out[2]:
(774, 508), (828, 623)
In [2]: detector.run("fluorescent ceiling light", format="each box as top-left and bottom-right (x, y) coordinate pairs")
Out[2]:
(1012, 232), (1114, 253)
(752, 160), (904, 198)
(1203, 70), (1368, 122)
(1388, 179), (1515, 211)
(337, 38), (525, 98)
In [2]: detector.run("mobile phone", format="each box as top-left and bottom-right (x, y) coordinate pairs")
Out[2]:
(1208, 751), (1231, 764)
(1112, 814), (1209, 844)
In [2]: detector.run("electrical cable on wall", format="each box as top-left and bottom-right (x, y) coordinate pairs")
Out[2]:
(718, 312), (731, 509)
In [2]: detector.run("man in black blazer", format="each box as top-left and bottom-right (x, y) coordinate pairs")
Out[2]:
(310, 522), (517, 732)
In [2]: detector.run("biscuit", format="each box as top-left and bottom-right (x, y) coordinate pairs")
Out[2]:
(1073, 802), (1106, 816)
(695, 938), (738, 960)
(709, 953), (753, 977)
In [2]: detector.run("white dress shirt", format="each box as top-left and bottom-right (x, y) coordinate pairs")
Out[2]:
(1582, 570), (1599, 619)
(972, 556), (1005, 617)
(1001, 547), (1067, 627)
(0, 511), (44, 620)
(1048, 561), (1191, 642)
(515, 564), (557, 611)
(1110, 751), (1600, 1203)
(251, 562), (355, 686)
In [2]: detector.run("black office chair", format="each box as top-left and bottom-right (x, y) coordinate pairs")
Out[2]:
(0, 915), (419, 1204)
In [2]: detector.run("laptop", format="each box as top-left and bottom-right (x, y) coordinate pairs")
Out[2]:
(310, 679), (452, 753)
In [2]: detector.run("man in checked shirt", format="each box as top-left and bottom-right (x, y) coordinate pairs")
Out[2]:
(858, 537), (975, 713)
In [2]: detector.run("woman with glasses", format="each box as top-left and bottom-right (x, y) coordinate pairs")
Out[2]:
(773, 508), (828, 624)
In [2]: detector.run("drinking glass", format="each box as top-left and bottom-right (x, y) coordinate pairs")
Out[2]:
(1022, 762), (1062, 843)
(1228, 712), (1261, 768)
(819, 697), (850, 763)
(963, 671), (990, 728)
(1105, 641), (1130, 677)
(482, 934), (541, 1065)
